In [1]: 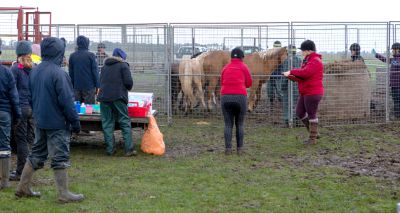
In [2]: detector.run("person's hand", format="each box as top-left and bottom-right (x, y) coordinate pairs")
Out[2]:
(15, 118), (21, 126)
(282, 71), (291, 77)
(96, 88), (100, 96)
(71, 121), (81, 134)
(371, 49), (376, 56)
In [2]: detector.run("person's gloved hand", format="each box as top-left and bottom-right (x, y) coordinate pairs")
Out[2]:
(14, 118), (21, 126)
(371, 49), (376, 56)
(71, 121), (81, 134)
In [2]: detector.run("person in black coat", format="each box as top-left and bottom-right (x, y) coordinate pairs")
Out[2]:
(68, 35), (99, 104)
(97, 48), (135, 156)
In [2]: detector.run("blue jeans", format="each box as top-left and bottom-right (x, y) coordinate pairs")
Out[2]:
(0, 111), (11, 158)
(28, 128), (71, 170)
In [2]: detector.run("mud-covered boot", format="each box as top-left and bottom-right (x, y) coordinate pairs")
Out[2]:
(237, 147), (245, 156)
(301, 117), (310, 132)
(225, 148), (233, 155)
(304, 122), (318, 145)
(15, 162), (41, 197)
(54, 169), (84, 203)
(0, 158), (11, 189)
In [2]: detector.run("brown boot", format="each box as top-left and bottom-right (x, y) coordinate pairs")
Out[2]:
(15, 162), (41, 198)
(225, 148), (233, 155)
(301, 117), (310, 132)
(304, 122), (318, 145)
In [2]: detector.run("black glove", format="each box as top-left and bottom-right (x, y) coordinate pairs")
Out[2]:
(14, 118), (22, 126)
(71, 121), (81, 134)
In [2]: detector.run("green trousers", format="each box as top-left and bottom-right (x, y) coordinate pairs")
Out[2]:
(100, 100), (133, 154)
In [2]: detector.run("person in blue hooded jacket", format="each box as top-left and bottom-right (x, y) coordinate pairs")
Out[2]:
(16, 37), (84, 203)
(0, 44), (21, 190)
(68, 35), (99, 104)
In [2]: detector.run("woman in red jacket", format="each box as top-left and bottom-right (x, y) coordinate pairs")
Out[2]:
(283, 40), (324, 145)
(220, 48), (252, 155)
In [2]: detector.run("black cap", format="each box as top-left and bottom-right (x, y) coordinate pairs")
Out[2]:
(299, 40), (316, 51)
(350, 43), (360, 51)
(98, 43), (106, 48)
(392, 42), (400, 50)
(231, 47), (244, 59)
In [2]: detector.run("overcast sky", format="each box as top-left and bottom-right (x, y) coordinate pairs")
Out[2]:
(2, 0), (399, 24)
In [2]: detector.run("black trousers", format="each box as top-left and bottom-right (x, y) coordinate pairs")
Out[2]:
(221, 95), (247, 149)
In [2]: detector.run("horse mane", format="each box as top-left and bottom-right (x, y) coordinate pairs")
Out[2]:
(258, 47), (286, 60)
(191, 52), (204, 59)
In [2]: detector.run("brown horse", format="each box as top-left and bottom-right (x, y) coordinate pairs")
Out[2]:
(201, 48), (287, 112)
(202, 50), (231, 110)
(244, 47), (288, 112)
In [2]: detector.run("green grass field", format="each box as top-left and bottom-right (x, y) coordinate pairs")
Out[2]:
(0, 119), (399, 212)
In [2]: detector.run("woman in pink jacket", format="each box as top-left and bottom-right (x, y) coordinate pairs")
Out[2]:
(283, 40), (324, 145)
(220, 48), (252, 155)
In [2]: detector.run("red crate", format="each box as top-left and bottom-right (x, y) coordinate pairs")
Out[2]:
(128, 102), (150, 118)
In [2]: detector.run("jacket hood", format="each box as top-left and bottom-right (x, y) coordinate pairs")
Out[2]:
(306, 52), (322, 60)
(77, 35), (89, 50)
(104, 56), (127, 66)
(40, 37), (65, 66)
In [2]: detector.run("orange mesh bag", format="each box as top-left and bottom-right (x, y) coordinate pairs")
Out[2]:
(141, 116), (165, 155)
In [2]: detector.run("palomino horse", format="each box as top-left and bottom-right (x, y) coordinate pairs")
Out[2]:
(178, 53), (207, 113)
(244, 47), (288, 112)
(202, 50), (231, 111)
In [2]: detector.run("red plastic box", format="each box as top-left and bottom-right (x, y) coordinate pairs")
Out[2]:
(128, 102), (150, 118)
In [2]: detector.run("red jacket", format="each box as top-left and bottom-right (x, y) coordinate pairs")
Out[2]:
(290, 52), (324, 96)
(220, 58), (253, 96)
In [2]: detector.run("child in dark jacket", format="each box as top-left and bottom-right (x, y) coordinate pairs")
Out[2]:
(9, 41), (35, 181)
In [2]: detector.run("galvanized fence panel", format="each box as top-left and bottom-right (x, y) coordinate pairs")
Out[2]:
(75, 24), (170, 124)
(292, 22), (390, 126)
(170, 22), (291, 126)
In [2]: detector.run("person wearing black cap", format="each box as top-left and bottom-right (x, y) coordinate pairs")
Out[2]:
(349, 43), (364, 62)
(283, 40), (324, 145)
(97, 48), (135, 156)
(373, 42), (400, 118)
(9, 41), (35, 181)
(15, 37), (83, 202)
(220, 47), (252, 155)
(68, 35), (99, 104)
(0, 40), (21, 190)
(96, 43), (109, 69)
(267, 41), (284, 107)
(280, 45), (302, 127)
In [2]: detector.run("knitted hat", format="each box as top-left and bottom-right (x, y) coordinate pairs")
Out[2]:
(299, 40), (316, 51)
(112, 48), (127, 60)
(31, 44), (41, 56)
(288, 44), (297, 53)
(16, 41), (32, 56)
(98, 43), (106, 49)
(231, 47), (244, 59)
(273, 41), (282, 48)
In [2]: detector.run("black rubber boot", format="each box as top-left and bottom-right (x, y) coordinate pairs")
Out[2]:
(54, 169), (84, 203)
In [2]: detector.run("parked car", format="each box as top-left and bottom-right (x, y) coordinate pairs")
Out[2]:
(234, 46), (262, 55)
(175, 46), (207, 59)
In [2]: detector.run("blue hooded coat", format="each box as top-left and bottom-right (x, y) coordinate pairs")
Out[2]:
(68, 35), (99, 90)
(30, 37), (79, 130)
(0, 65), (21, 118)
